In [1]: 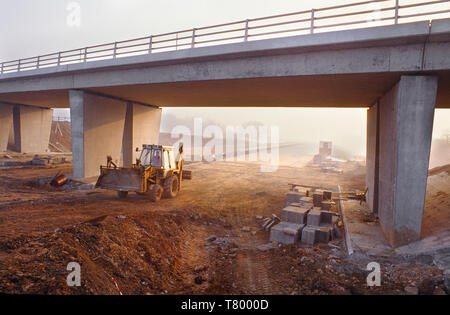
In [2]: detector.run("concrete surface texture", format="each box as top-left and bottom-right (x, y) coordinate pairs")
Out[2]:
(122, 103), (162, 167)
(377, 75), (438, 248)
(70, 90), (161, 178)
(366, 102), (379, 215)
(0, 20), (450, 108)
(0, 103), (13, 152)
(5, 104), (53, 153)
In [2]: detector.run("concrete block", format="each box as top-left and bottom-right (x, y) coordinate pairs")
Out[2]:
(320, 211), (334, 225)
(321, 200), (334, 210)
(313, 192), (323, 207)
(31, 158), (49, 166)
(315, 226), (331, 243)
(270, 222), (305, 244)
(289, 202), (312, 210)
(1, 160), (21, 167)
(307, 210), (322, 226)
(298, 196), (313, 206)
(323, 191), (332, 200)
(285, 192), (304, 206)
(281, 206), (310, 224)
(301, 226), (317, 245)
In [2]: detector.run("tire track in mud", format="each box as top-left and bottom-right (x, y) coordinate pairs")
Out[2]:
(239, 250), (273, 294)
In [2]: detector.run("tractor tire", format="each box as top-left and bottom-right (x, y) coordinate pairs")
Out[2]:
(163, 175), (179, 199)
(149, 184), (163, 202)
(117, 191), (128, 199)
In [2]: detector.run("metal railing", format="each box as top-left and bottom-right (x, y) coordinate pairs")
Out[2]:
(1, 0), (450, 75)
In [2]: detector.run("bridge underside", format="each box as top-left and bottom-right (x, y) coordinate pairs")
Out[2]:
(0, 72), (450, 108)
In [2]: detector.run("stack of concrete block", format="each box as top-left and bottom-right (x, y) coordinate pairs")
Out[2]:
(270, 189), (339, 246)
(301, 209), (338, 245)
(270, 189), (337, 245)
(270, 222), (305, 244)
(270, 203), (312, 244)
(281, 205), (310, 224)
(285, 191), (304, 206)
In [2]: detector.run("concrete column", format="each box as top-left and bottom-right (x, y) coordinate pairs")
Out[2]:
(378, 75), (437, 247)
(9, 104), (53, 153)
(69, 91), (161, 178)
(0, 103), (14, 152)
(122, 103), (162, 167)
(366, 101), (379, 215)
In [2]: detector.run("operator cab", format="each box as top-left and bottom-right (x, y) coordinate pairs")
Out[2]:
(138, 144), (176, 169)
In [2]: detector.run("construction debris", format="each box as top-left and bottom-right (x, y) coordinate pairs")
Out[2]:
(50, 172), (68, 187)
(261, 214), (281, 232)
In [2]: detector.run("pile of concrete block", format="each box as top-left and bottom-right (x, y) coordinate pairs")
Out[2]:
(270, 189), (339, 245)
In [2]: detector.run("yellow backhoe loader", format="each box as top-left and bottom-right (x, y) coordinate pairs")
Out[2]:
(95, 143), (191, 202)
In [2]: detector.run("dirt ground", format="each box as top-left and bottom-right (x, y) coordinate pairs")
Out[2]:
(0, 157), (448, 295)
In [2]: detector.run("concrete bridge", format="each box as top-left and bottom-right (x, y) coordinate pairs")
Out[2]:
(1, 1), (450, 247)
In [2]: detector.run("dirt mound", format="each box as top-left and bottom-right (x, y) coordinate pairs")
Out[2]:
(428, 163), (450, 176)
(422, 163), (450, 237)
(0, 211), (191, 295)
(49, 121), (72, 152)
(264, 245), (445, 295)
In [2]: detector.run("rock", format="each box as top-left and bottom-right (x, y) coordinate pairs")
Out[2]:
(255, 215), (263, 220)
(116, 215), (127, 219)
(404, 286), (419, 295)
(194, 276), (204, 285)
(206, 235), (217, 242)
(251, 231), (257, 236)
(241, 226), (251, 232)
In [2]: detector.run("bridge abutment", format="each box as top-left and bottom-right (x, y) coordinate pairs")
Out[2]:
(69, 90), (161, 178)
(0, 102), (52, 153)
(366, 75), (438, 247)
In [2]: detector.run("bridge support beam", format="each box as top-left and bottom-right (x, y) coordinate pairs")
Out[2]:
(69, 90), (161, 178)
(0, 103), (52, 153)
(366, 75), (437, 247)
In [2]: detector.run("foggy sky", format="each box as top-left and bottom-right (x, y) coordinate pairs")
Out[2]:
(3, 0), (450, 157)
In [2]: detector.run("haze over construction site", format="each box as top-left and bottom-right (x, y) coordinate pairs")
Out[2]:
(0, 0), (449, 300)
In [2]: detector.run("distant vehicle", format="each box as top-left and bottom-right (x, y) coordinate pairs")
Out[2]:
(95, 143), (192, 202)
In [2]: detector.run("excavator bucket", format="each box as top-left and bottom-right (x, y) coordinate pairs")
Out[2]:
(95, 167), (142, 192)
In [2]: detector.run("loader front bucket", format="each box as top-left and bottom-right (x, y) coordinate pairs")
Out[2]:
(95, 167), (142, 192)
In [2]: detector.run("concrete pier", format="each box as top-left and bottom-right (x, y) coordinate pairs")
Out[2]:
(0, 103), (13, 152)
(366, 102), (379, 215)
(366, 75), (438, 247)
(69, 90), (161, 178)
(0, 103), (52, 153)
(122, 103), (162, 168)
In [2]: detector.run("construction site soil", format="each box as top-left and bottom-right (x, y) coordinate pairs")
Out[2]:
(0, 157), (448, 295)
